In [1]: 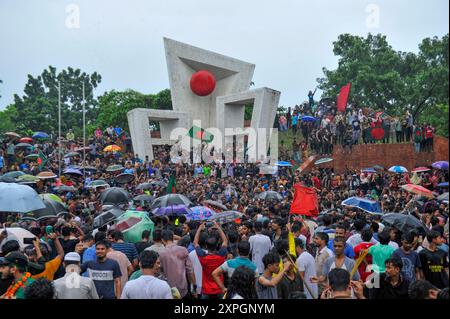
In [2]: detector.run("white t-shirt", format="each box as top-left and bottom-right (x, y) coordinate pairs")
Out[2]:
(249, 234), (272, 274)
(188, 248), (206, 295)
(388, 241), (400, 250)
(296, 251), (318, 300)
(121, 275), (173, 299)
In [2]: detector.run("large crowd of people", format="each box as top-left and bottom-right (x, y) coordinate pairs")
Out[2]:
(0, 113), (448, 300)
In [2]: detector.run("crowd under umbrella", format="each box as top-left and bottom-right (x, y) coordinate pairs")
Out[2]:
(432, 161), (449, 170)
(373, 165), (384, 171)
(81, 166), (97, 173)
(382, 213), (428, 237)
(186, 206), (216, 221)
(152, 204), (192, 217)
(257, 191), (283, 201)
(137, 182), (153, 190)
(54, 185), (77, 193)
(388, 166), (408, 174)
(32, 131), (49, 139)
(0, 182), (46, 213)
(93, 207), (124, 229)
(301, 115), (316, 122)
(0, 227), (35, 250)
(401, 184), (435, 199)
(16, 174), (40, 183)
(133, 194), (154, 203)
(106, 165), (124, 172)
(20, 198), (68, 222)
(19, 137), (33, 143)
(25, 154), (39, 160)
(89, 180), (110, 189)
(209, 211), (243, 223)
(4, 132), (21, 139)
(63, 168), (83, 176)
(314, 158), (333, 165)
(0, 176), (17, 183)
(362, 168), (376, 174)
(202, 200), (228, 212)
(151, 194), (193, 210)
(39, 193), (64, 204)
(2, 171), (26, 179)
(37, 171), (57, 180)
(15, 143), (33, 149)
(115, 173), (135, 184)
(150, 180), (167, 187)
(341, 196), (382, 215)
(99, 187), (130, 206)
(64, 152), (80, 158)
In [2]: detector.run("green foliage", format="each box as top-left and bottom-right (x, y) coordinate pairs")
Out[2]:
(0, 104), (16, 134)
(317, 33), (449, 125)
(418, 104), (449, 138)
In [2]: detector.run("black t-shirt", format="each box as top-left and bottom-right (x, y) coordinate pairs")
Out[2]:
(0, 276), (14, 296)
(419, 248), (449, 289)
(59, 238), (80, 254)
(134, 241), (151, 255)
(352, 120), (361, 131)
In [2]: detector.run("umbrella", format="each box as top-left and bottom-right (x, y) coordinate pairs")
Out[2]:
(432, 161), (449, 170)
(0, 182), (46, 213)
(186, 206), (216, 221)
(37, 171), (57, 179)
(16, 174), (40, 183)
(276, 161), (293, 167)
(133, 194), (154, 203)
(388, 166), (408, 174)
(75, 146), (92, 152)
(152, 204), (192, 217)
(99, 187), (130, 205)
(25, 154), (39, 160)
(115, 173), (135, 184)
(373, 165), (384, 171)
(32, 132), (49, 139)
(438, 182), (449, 188)
(63, 168), (83, 176)
(0, 228), (35, 250)
(362, 168), (376, 173)
(203, 200), (228, 211)
(209, 211), (243, 223)
(314, 158), (333, 165)
(64, 152), (80, 158)
(93, 207), (124, 229)
(19, 137), (33, 143)
(54, 185), (77, 193)
(15, 143), (33, 148)
(104, 145), (121, 152)
(0, 176), (17, 183)
(341, 197), (382, 215)
(412, 167), (431, 173)
(301, 116), (316, 122)
(137, 183), (153, 190)
(151, 194), (193, 209)
(2, 171), (26, 179)
(39, 193), (64, 204)
(89, 180), (110, 189)
(150, 180), (167, 187)
(21, 199), (67, 221)
(81, 166), (97, 172)
(382, 213), (428, 236)
(257, 191), (283, 201)
(4, 132), (21, 139)
(437, 192), (449, 202)
(401, 184), (435, 199)
(106, 165), (124, 172)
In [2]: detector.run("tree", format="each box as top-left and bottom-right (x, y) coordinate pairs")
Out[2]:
(0, 104), (17, 134)
(418, 104), (449, 138)
(317, 33), (449, 124)
(12, 66), (101, 136)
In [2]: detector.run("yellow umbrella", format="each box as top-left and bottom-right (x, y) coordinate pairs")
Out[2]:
(103, 145), (121, 152)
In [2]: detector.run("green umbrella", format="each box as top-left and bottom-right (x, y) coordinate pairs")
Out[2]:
(90, 180), (110, 188)
(25, 154), (39, 160)
(106, 165), (124, 172)
(64, 152), (80, 158)
(39, 193), (64, 205)
(16, 174), (40, 183)
(3, 171), (26, 179)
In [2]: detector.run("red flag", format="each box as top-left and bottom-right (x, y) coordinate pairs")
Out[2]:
(337, 83), (351, 113)
(290, 184), (319, 217)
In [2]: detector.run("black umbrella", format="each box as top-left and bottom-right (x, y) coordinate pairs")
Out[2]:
(115, 173), (135, 184)
(150, 180), (167, 187)
(54, 185), (77, 193)
(93, 207), (124, 229)
(382, 213), (429, 236)
(0, 176), (17, 183)
(137, 183), (153, 190)
(151, 194), (193, 209)
(203, 200), (227, 211)
(257, 191), (283, 201)
(21, 199), (67, 221)
(133, 194), (154, 203)
(99, 187), (130, 206)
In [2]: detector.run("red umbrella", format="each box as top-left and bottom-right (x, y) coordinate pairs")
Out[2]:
(401, 184), (435, 198)
(19, 137), (33, 143)
(412, 167), (431, 173)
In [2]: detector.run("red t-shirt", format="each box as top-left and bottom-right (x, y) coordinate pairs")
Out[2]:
(312, 177), (321, 190)
(425, 128), (434, 139)
(354, 242), (375, 281)
(196, 246), (227, 295)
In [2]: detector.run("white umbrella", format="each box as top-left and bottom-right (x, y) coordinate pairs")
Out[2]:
(0, 182), (46, 213)
(0, 227), (35, 250)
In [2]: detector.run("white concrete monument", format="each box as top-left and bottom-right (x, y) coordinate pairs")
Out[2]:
(127, 37), (280, 162)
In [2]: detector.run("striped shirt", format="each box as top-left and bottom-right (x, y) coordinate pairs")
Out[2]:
(112, 242), (138, 263)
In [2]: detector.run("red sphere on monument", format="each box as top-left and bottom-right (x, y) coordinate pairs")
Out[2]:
(190, 70), (216, 96)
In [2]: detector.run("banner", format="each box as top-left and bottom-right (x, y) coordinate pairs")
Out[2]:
(289, 184), (319, 217)
(337, 83), (351, 112)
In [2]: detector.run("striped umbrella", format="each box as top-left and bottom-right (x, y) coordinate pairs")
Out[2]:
(388, 166), (408, 174)
(401, 184), (434, 198)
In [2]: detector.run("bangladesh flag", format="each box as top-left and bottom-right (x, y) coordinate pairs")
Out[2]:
(37, 150), (47, 170)
(166, 175), (176, 194)
(366, 124), (390, 141)
(187, 126), (214, 143)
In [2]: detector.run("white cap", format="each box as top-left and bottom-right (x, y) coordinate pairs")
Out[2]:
(64, 252), (81, 262)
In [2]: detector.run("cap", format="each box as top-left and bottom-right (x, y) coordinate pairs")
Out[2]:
(4, 251), (29, 268)
(64, 252), (81, 262)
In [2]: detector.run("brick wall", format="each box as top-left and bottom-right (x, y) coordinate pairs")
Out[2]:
(315, 137), (449, 173)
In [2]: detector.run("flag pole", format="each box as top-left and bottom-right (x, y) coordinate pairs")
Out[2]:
(82, 82), (86, 179)
(58, 81), (62, 177)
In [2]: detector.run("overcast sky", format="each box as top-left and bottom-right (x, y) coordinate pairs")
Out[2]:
(0, 0), (448, 110)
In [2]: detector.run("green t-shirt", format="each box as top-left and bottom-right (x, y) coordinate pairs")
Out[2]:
(14, 277), (35, 299)
(369, 244), (395, 273)
(129, 269), (142, 281)
(203, 166), (211, 177)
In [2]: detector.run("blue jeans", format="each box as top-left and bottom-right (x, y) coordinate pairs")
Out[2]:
(414, 142), (420, 153)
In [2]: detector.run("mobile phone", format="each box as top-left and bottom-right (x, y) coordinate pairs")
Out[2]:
(24, 237), (35, 245)
(205, 222), (214, 228)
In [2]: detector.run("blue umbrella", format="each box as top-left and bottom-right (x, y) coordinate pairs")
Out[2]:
(438, 182), (449, 188)
(432, 161), (449, 170)
(362, 168), (376, 173)
(388, 166), (408, 174)
(32, 131), (49, 139)
(0, 182), (46, 213)
(342, 197), (382, 215)
(276, 161), (293, 167)
(301, 116), (316, 122)
(186, 206), (216, 221)
(152, 204), (192, 217)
